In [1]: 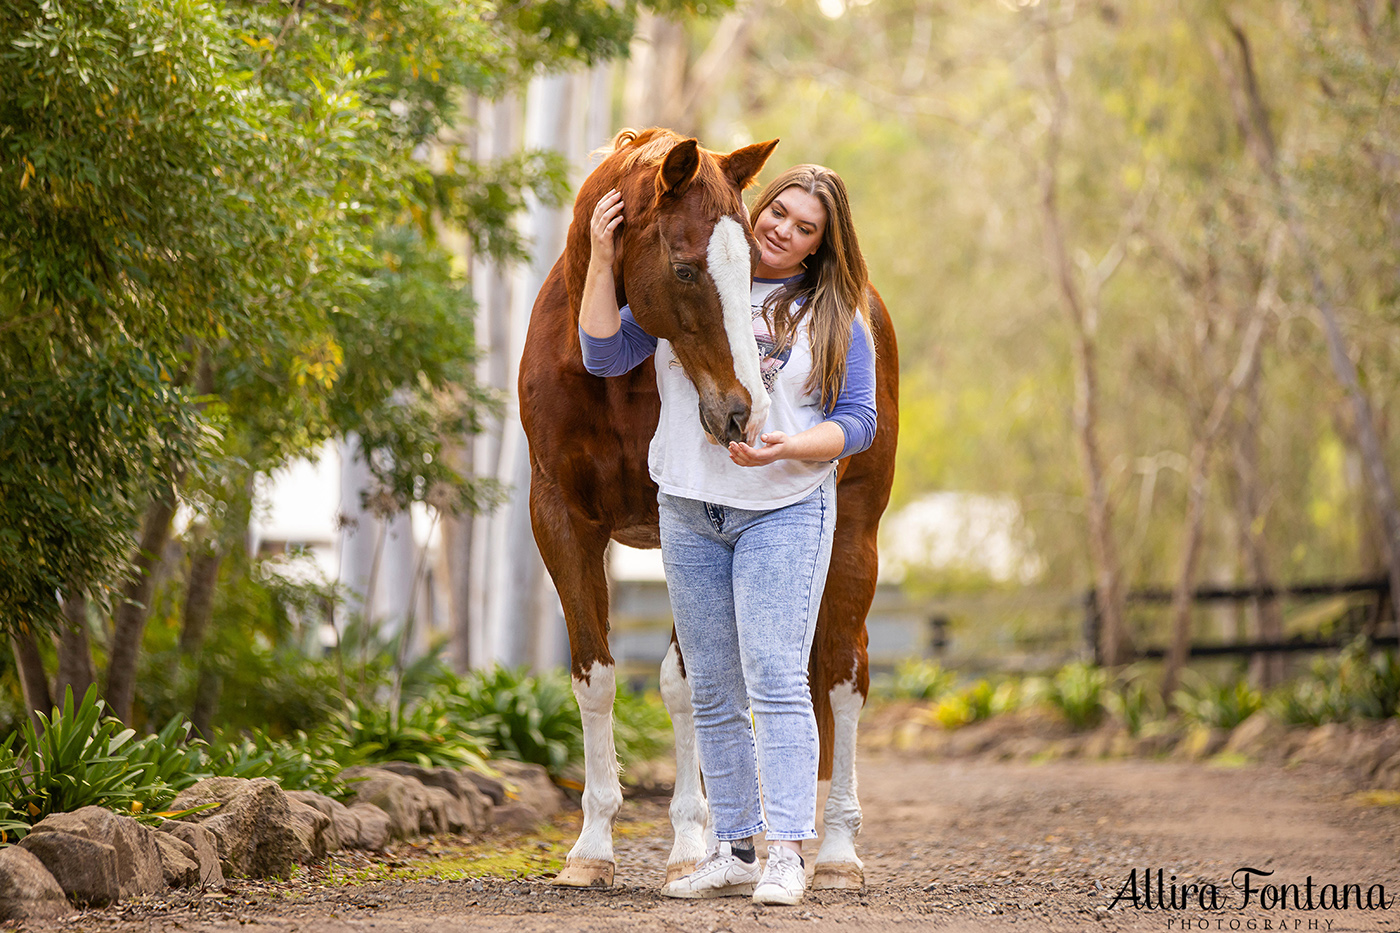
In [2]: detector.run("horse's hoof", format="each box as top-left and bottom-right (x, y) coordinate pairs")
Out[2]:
(551, 858), (615, 887)
(665, 860), (697, 885)
(811, 862), (864, 890)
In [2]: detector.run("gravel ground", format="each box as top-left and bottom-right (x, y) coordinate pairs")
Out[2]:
(23, 749), (1400, 933)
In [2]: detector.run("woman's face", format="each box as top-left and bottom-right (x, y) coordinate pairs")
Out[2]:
(753, 186), (827, 279)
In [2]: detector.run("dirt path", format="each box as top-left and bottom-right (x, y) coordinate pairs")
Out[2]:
(42, 751), (1400, 933)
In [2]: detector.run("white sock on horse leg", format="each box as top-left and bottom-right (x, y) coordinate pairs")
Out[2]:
(816, 678), (864, 871)
(569, 662), (622, 864)
(660, 643), (709, 878)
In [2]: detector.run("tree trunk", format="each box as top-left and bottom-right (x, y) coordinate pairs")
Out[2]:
(55, 591), (96, 703)
(1211, 21), (1400, 637)
(10, 627), (52, 729)
(1162, 438), (1211, 698)
(180, 547), (223, 656)
(1236, 353), (1286, 687)
(1037, 9), (1130, 665)
(1159, 228), (1277, 697)
(105, 489), (178, 725)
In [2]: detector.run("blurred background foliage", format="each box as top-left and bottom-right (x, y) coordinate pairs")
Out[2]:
(2, 0), (1398, 784)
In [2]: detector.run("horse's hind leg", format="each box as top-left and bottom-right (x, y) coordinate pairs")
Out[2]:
(658, 639), (708, 883)
(810, 514), (877, 890)
(530, 478), (621, 887)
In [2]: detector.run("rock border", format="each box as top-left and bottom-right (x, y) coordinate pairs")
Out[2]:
(0, 761), (569, 921)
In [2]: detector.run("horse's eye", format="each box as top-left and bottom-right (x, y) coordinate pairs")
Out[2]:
(673, 264), (696, 283)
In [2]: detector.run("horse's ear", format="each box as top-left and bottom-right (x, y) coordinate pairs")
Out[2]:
(657, 138), (701, 199)
(722, 138), (779, 190)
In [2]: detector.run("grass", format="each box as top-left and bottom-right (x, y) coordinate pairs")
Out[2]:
(316, 812), (664, 885)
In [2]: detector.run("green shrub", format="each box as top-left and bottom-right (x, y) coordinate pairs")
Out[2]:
(927, 679), (1016, 729)
(613, 683), (673, 766)
(873, 658), (957, 702)
(204, 729), (352, 800)
(1106, 672), (1165, 737)
(0, 686), (184, 836)
(1173, 673), (1262, 730)
(1040, 662), (1109, 730)
(433, 666), (673, 779)
(335, 699), (489, 772)
(1269, 639), (1400, 725)
(436, 667), (584, 778)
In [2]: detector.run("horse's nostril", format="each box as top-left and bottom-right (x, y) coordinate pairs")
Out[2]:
(726, 412), (745, 443)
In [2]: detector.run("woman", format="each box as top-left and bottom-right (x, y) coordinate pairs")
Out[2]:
(578, 164), (877, 907)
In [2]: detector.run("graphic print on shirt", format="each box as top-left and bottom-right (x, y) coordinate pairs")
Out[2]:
(753, 301), (793, 394)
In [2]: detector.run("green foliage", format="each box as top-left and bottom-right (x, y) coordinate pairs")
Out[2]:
(1173, 673), (1263, 731)
(204, 730), (351, 800)
(1270, 640), (1400, 726)
(1105, 671), (1165, 738)
(872, 658), (957, 702)
(612, 683), (673, 768)
(927, 678), (1017, 730)
(336, 700), (490, 772)
(1030, 662), (1110, 731)
(436, 667), (582, 778)
(0, 686), (187, 836)
(433, 666), (671, 779)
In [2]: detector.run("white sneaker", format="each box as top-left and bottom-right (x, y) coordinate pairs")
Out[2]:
(661, 842), (761, 899)
(753, 845), (806, 906)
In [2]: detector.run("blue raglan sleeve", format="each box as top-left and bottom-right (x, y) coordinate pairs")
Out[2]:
(824, 315), (878, 459)
(579, 305), (659, 376)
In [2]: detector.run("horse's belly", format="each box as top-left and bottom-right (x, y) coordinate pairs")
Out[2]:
(611, 524), (660, 549)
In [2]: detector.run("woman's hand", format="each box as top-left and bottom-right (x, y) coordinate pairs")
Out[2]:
(727, 422), (847, 467)
(728, 432), (791, 467)
(590, 189), (624, 268)
(580, 190), (625, 339)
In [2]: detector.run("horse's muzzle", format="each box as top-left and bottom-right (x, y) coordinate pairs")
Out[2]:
(697, 394), (753, 447)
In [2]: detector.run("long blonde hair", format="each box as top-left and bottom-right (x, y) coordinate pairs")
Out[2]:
(749, 165), (870, 410)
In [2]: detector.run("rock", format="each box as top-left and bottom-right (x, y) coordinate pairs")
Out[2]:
(26, 806), (164, 897)
(1173, 724), (1228, 761)
(461, 769), (506, 807)
(1290, 722), (1351, 766)
(159, 822), (224, 889)
(1080, 723), (1128, 760)
(1223, 711), (1289, 761)
(421, 785), (473, 834)
(1341, 721), (1400, 779)
(339, 767), (429, 840)
(0, 844), (69, 922)
(18, 831), (120, 907)
(375, 762), (492, 830)
(286, 791), (356, 852)
(346, 803), (391, 851)
(493, 761), (567, 821)
(287, 800), (334, 861)
(169, 777), (301, 879)
(152, 833), (199, 889)
(1374, 749), (1400, 791)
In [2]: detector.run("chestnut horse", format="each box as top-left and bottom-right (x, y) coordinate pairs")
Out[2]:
(519, 128), (898, 889)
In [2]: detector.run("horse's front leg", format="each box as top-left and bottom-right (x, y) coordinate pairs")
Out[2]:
(659, 640), (708, 883)
(530, 479), (621, 887)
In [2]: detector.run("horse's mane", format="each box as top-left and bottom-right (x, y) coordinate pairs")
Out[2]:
(595, 127), (741, 219)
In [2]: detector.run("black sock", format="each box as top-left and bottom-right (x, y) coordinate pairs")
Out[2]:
(729, 837), (756, 863)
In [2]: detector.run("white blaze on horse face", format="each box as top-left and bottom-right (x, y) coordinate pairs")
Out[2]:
(568, 662), (622, 864)
(707, 215), (771, 445)
(815, 677), (864, 874)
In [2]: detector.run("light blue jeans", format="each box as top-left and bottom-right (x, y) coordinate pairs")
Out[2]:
(658, 471), (836, 842)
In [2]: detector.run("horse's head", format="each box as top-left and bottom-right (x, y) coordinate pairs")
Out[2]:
(590, 130), (779, 447)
